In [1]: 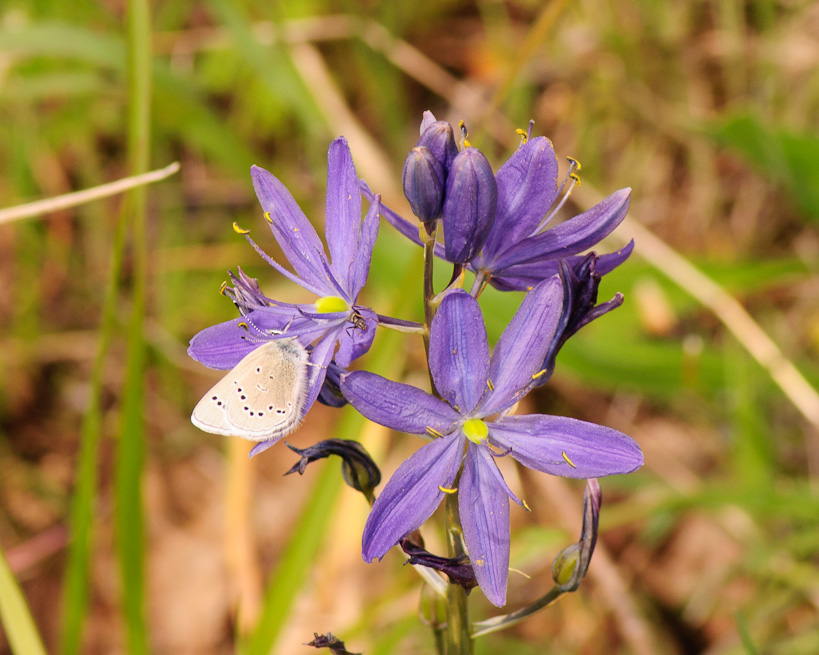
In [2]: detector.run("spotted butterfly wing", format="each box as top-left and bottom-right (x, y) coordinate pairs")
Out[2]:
(191, 339), (310, 441)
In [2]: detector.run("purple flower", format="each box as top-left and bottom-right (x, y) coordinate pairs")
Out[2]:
(188, 137), (380, 455)
(366, 114), (634, 292)
(340, 282), (642, 606)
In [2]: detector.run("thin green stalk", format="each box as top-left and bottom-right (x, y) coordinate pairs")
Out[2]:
(114, 0), (152, 653)
(60, 168), (131, 655)
(0, 546), (48, 655)
(444, 493), (471, 655)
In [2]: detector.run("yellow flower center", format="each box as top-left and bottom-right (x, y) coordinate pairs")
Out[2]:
(315, 296), (350, 314)
(463, 418), (488, 444)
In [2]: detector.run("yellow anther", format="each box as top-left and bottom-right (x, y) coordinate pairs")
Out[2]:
(263, 211), (273, 223)
(566, 156), (582, 171)
(237, 322), (249, 330)
(426, 426), (443, 438)
(522, 499), (532, 512)
(516, 128), (529, 143)
(569, 173), (582, 187)
(561, 451), (576, 468)
(532, 369), (548, 380)
(233, 221), (250, 234)
(219, 281), (228, 295)
(438, 486), (458, 494)
(486, 378), (495, 391)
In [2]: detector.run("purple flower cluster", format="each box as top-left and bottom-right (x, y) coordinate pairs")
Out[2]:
(188, 113), (643, 606)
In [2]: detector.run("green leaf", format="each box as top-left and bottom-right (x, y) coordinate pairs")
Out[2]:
(0, 547), (48, 655)
(709, 114), (819, 221)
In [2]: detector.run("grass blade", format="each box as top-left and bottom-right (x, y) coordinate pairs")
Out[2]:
(0, 547), (48, 655)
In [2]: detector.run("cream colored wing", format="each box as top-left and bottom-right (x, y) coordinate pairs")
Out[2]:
(191, 339), (310, 442)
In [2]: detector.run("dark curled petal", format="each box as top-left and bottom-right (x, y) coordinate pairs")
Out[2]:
(400, 539), (478, 591)
(552, 479), (602, 592)
(284, 439), (381, 496)
(443, 148), (498, 264)
(305, 633), (360, 655)
(537, 254), (625, 385)
(403, 147), (445, 222)
(316, 363), (348, 408)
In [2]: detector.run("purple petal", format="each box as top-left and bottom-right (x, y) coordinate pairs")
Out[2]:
(333, 306), (377, 368)
(348, 194), (381, 299)
(478, 277), (563, 416)
(459, 445), (510, 607)
(340, 371), (460, 434)
(429, 290), (489, 414)
(490, 188), (631, 271)
(188, 309), (296, 369)
(325, 138), (361, 292)
(362, 434), (465, 560)
(482, 137), (559, 261)
(490, 415), (644, 479)
(299, 328), (338, 415)
(251, 165), (332, 293)
(484, 239), (634, 292)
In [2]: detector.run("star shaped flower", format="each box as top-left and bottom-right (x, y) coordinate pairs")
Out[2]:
(340, 280), (642, 606)
(366, 114), (633, 292)
(188, 137), (380, 455)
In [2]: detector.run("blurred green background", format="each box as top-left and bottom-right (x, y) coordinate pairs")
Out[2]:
(1, 0), (819, 654)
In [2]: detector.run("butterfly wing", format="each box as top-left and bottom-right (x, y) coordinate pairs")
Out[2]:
(191, 339), (310, 442)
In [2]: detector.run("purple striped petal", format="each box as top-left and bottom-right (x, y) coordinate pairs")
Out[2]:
(340, 371), (460, 435)
(490, 188), (631, 271)
(325, 138), (361, 292)
(429, 290), (489, 413)
(348, 194), (381, 299)
(489, 415), (644, 479)
(459, 445), (510, 607)
(333, 307), (377, 368)
(187, 308), (297, 369)
(362, 434), (465, 560)
(481, 137), (559, 261)
(251, 165), (331, 293)
(478, 277), (563, 416)
(484, 239), (635, 292)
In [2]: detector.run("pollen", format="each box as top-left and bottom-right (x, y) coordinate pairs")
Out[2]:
(232, 221), (250, 234)
(569, 173), (582, 187)
(561, 451), (577, 468)
(438, 486), (458, 494)
(263, 211), (273, 223)
(486, 378), (494, 391)
(516, 127), (529, 144)
(315, 296), (350, 314)
(218, 281), (228, 295)
(566, 156), (582, 171)
(237, 322), (249, 330)
(463, 418), (488, 444)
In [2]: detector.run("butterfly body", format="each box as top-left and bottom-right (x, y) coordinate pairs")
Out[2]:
(191, 339), (310, 442)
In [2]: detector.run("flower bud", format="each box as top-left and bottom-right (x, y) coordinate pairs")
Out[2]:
(552, 479), (602, 592)
(417, 120), (458, 173)
(442, 148), (498, 264)
(402, 146), (445, 222)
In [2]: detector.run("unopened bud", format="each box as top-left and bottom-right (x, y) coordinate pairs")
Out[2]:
(417, 120), (459, 173)
(403, 146), (445, 222)
(442, 148), (498, 264)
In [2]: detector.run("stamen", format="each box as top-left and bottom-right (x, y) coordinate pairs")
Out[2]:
(516, 128), (528, 144)
(438, 486), (458, 494)
(263, 211), (273, 224)
(566, 156), (582, 172)
(561, 451), (576, 468)
(237, 322), (249, 330)
(219, 281), (228, 295)
(232, 221), (250, 234)
(531, 368), (548, 380)
(426, 426), (443, 438)
(486, 378), (495, 391)
(458, 120), (470, 148)
(522, 499), (532, 512)
(529, 167), (581, 237)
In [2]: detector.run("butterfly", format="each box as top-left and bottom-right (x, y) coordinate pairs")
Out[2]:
(191, 338), (310, 442)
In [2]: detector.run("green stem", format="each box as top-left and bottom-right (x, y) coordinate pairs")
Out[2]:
(444, 493), (471, 655)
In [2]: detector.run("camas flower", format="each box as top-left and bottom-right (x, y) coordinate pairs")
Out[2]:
(340, 281), (643, 606)
(365, 113), (634, 292)
(188, 137), (380, 455)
